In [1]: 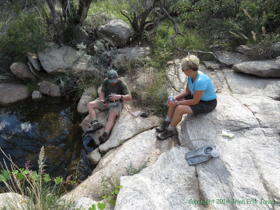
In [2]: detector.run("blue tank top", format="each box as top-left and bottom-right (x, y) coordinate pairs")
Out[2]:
(188, 71), (217, 101)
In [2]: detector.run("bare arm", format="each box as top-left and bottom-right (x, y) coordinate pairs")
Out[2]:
(100, 91), (106, 101)
(109, 94), (132, 101)
(175, 83), (191, 100)
(170, 89), (204, 107)
(178, 90), (204, 105)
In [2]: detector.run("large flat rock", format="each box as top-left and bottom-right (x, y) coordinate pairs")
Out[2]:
(222, 68), (280, 99)
(115, 94), (280, 210)
(115, 147), (199, 210)
(98, 109), (161, 153)
(62, 129), (174, 201)
(233, 60), (280, 78)
(177, 94), (279, 209)
(0, 83), (30, 106)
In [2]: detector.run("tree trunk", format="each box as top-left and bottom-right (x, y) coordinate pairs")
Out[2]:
(46, 0), (57, 21)
(77, 0), (92, 25)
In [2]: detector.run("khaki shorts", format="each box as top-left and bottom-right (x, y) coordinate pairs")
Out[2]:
(96, 99), (123, 116)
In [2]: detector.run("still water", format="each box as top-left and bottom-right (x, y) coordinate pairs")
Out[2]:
(0, 97), (94, 181)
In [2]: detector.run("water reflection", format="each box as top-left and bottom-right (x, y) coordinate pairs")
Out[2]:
(0, 98), (93, 182)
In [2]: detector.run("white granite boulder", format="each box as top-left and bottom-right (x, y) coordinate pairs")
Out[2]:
(77, 86), (97, 114)
(233, 60), (280, 78)
(62, 129), (175, 201)
(97, 19), (134, 47)
(98, 108), (161, 153)
(39, 81), (61, 97)
(10, 62), (37, 83)
(115, 94), (280, 210)
(37, 42), (99, 76)
(112, 47), (151, 70)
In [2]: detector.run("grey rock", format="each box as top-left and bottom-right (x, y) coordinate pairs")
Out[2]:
(216, 51), (248, 66)
(273, 42), (280, 53)
(70, 197), (113, 210)
(39, 81), (61, 97)
(77, 86), (97, 114)
(72, 57), (100, 77)
(10, 62), (37, 83)
(115, 147), (199, 210)
(177, 94), (279, 209)
(38, 42), (99, 76)
(72, 28), (91, 45)
(98, 108), (161, 153)
(112, 47), (151, 70)
(233, 60), (280, 78)
(37, 42), (76, 74)
(32, 90), (42, 100)
(235, 95), (280, 135)
(166, 59), (187, 93)
(202, 61), (220, 70)
(70, 197), (97, 210)
(97, 19), (134, 47)
(27, 52), (42, 71)
(0, 83), (30, 106)
(62, 129), (174, 201)
(222, 68), (280, 99)
(87, 148), (102, 165)
(27, 62), (40, 78)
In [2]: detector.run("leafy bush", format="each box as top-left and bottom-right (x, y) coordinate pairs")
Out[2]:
(0, 13), (47, 61)
(179, 0), (280, 47)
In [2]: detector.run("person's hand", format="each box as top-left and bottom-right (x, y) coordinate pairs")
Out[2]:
(101, 99), (108, 106)
(109, 94), (121, 101)
(169, 100), (178, 107)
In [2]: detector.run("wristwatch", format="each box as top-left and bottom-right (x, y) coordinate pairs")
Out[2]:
(121, 95), (123, 100)
(177, 101), (180, 106)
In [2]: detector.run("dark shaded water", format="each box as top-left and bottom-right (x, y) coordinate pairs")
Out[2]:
(0, 98), (94, 182)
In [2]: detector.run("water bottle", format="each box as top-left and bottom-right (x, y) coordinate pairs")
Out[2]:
(211, 148), (220, 158)
(168, 93), (174, 107)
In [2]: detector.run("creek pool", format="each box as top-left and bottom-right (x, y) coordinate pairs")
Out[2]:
(0, 97), (94, 181)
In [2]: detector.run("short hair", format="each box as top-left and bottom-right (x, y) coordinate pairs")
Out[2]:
(181, 55), (200, 71)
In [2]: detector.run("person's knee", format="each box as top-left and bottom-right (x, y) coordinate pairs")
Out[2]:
(87, 101), (98, 109)
(108, 111), (117, 121)
(175, 105), (193, 115)
(175, 106), (184, 113)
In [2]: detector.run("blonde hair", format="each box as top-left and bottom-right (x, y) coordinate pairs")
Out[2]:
(181, 55), (200, 71)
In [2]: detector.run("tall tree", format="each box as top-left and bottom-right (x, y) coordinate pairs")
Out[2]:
(77, 0), (92, 25)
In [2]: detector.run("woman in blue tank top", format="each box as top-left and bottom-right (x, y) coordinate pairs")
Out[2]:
(156, 55), (217, 140)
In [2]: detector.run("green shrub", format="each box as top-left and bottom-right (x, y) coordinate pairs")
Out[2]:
(0, 147), (75, 210)
(0, 13), (47, 61)
(27, 81), (39, 93)
(179, 0), (280, 47)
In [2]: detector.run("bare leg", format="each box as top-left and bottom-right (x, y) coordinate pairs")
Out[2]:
(170, 105), (193, 127)
(87, 101), (101, 120)
(105, 111), (117, 132)
(167, 98), (185, 119)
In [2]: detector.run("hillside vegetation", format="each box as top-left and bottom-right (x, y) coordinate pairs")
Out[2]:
(0, 0), (279, 64)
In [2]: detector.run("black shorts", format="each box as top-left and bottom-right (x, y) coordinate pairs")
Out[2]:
(184, 94), (217, 115)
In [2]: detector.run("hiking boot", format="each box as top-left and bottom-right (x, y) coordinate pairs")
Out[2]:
(86, 121), (103, 133)
(99, 132), (109, 144)
(156, 121), (170, 133)
(156, 129), (174, 140)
